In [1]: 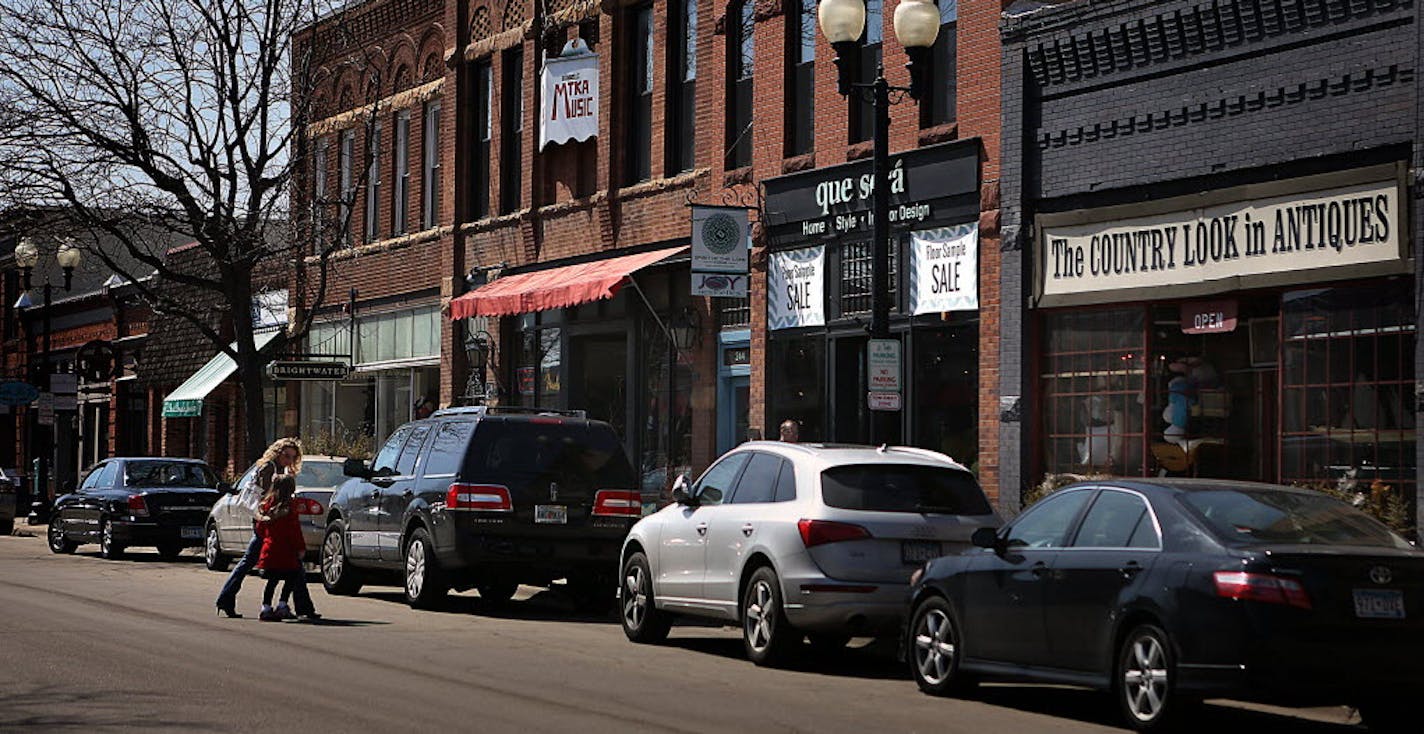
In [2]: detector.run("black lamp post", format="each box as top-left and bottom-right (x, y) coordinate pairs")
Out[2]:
(13, 237), (83, 504)
(818, 0), (939, 445)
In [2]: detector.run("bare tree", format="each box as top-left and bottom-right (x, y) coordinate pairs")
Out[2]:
(0, 0), (382, 462)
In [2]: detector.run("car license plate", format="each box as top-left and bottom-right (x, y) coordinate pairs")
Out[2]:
(1353, 589), (1406, 619)
(534, 505), (567, 525)
(902, 540), (942, 564)
(180, 526), (203, 539)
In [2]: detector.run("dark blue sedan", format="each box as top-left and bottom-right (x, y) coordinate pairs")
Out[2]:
(904, 479), (1423, 732)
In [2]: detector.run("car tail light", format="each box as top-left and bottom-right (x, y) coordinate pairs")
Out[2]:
(1213, 570), (1312, 610)
(126, 494), (149, 517)
(446, 483), (513, 512)
(293, 497), (325, 516)
(592, 490), (642, 517)
(798, 519), (872, 548)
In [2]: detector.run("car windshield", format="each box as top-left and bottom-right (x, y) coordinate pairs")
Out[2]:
(296, 460), (345, 489)
(820, 464), (993, 515)
(125, 461), (218, 489)
(1180, 488), (1413, 549)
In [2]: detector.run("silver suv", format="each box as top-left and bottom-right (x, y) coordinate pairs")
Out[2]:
(618, 442), (999, 666)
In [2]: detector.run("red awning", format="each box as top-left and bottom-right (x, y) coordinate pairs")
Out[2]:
(448, 246), (686, 319)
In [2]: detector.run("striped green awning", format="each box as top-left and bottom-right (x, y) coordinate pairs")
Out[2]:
(161, 330), (280, 418)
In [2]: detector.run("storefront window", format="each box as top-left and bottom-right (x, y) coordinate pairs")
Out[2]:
(838, 241), (899, 316)
(516, 328), (562, 408)
(914, 321), (978, 472)
(768, 338), (826, 442)
(638, 318), (693, 500)
(1281, 281), (1416, 493)
(1040, 307), (1147, 477)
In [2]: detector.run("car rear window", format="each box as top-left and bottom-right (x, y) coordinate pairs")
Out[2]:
(820, 464), (991, 515)
(1180, 488), (1412, 549)
(125, 461), (218, 489)
(296, 461), (345, 489)
(466, 420), (636, 488)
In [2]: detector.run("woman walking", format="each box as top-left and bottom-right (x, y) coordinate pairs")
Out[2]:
(214, 437), (302, 618)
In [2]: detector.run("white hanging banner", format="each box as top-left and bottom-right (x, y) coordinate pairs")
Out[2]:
(539, 43), (599, 150)
(767, 246), (826, 329)
(910, 223), (979, 315)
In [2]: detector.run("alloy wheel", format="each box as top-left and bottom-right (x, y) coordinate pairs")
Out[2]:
(623, 565), (647, 630)
(205, 528), (221, 567)
(914, 608), (957, 686)
(322, 531), (345, 586)
(405, 538), (426, 601)
(1123, 633), (1169, 722)
(47, 522), (69, 553)
(744, 580), (776, 653)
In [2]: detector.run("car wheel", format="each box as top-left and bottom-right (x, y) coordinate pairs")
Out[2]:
(742, 566), (798, 667)
(475, 581), (518, 604)
(1357, 701), (1412, 733)
(909, 595), (976, 696)
(403, 528), (448, 609)
(98, 517), (125, 560)
(320, 521), (363, 596)
(204, 525), (229, 571)
(1116, 624), (1183, 731)
(47, 521), (77, 554)
(156, 542), (183, 561)
(620, 552), (671, 644)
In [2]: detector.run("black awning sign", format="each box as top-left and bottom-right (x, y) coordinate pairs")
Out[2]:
(267, 360), (351, 381)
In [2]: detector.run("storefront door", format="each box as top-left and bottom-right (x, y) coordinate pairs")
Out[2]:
(569, 334), (628, 439)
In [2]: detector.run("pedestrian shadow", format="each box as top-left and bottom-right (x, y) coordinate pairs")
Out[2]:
(0, 684), (204, 730)
(965, 684), (1357, 732)
(76, 550), (206, 564)
(661, 634), (912, 681)
(295, 617), (391, 628)
(359, 587), (620, 625)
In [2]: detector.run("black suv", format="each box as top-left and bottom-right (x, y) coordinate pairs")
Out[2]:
(321, 406), (642, 611)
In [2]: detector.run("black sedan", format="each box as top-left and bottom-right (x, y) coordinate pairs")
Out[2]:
(905, 479), (1423, 732)
(48, 457), (226, 560)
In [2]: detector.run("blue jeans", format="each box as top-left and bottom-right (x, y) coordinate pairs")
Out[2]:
(215, 532), (261, 609)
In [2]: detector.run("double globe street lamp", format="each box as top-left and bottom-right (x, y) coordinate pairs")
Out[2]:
(12, 236), (84, 506)
(817, 0), (939, 444)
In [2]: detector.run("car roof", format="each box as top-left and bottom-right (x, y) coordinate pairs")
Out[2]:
(1072, 477), (1320, 496)
(300, 455), (344, 462)
(729, 441), (972, 473)
(105, 456), (208, 464)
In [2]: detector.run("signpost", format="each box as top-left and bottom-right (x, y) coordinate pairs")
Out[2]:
(267, 360), (351, 381)
(866, 338), (902, 413)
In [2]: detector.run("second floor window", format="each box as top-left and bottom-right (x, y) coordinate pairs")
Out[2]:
(422, 101), (441, 229)
(665, 0), (696, 172)
(393, 111), (410, 235)
(339, 129), (355, 245)
(850, 0), (882, 144)
(625, 4), (654, 184)
(784, 0), (815, 157)
(920, 0), (957, 128)
(725, 0), (753, 170)
(364, 121), (382, 242)
(500, 47), (523, 215)
(473, 60), (492, 219)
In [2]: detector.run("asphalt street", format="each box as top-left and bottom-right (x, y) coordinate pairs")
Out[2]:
(0, 532), (1366, 733)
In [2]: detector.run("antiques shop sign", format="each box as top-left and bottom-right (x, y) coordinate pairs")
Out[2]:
(1039, 178), (1403, 303)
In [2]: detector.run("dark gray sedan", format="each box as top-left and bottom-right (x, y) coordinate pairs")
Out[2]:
(47, 457), (224, 560)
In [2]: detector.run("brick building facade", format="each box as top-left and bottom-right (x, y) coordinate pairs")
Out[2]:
(999, 0), (1422, 522)
(294, 0), (1007, 502)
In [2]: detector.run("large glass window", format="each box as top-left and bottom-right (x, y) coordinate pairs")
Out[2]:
(838, 241), (898, 316)
(500, 47), (523, 214)
(422, 101), (441, 228)
(1040, 307), (1147, 477)
(665, 0), (697, 172)
(724, 0), (753, 169)
(919, 0), (956, 128)
(393, 111), (410, 235)
(625, 4), (654, 184)
(515, 327), (562, 409)
(768, 338), (825, 442)
(364, 120), (382, 242)
(1280, 281), (1415, 494)
(339, 129), (355, 244)
(784, 0), (815, 157)
(638, 315), (692, 499)
(473, 61), (492, 219)
(914, 321), (978, 472)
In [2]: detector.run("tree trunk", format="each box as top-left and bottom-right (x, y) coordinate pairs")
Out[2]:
(236, 349), (270, 469)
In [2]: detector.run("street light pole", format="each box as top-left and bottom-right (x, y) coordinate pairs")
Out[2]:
(13, 236), (82, 505)
(868, 71), (894, 446)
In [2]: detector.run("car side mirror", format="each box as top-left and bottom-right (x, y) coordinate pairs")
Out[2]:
(342, 457), (373, 479)
(971, 527), (1002, 552)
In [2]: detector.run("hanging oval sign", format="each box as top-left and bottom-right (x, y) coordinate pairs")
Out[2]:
(0, 381), (40, 407)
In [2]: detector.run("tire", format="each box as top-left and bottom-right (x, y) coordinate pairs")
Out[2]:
(403, 528), (448, 609)
(476, 581), (518, 604)
(742, 566), (799, 667)
(156, 542), (183, 561)
(1357, 701), (1414, 734)
(1116, 624), (1184, 732)
(620, 552), (671, 644)
(47, 520), (77, 554)
(567, 574), (616, 615)
(909, 595), (976, 696)
(98, 517), (125, 560)
(320, 521), (363, 596)
(204, 525), (229, 571)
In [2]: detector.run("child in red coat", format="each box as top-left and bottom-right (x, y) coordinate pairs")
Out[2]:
(255, 475), (318, 621)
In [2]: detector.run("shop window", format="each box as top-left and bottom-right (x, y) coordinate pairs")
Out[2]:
(849, 0), (882, 144)
(625, 4), (654, 184)
(716, 297), (751, 328)
(516, 327), (562, 408)
(768, 338), (825, 441)
(1040, 307), (1147, 477)
(838, 241), (898, 316)
(665, 0), (697, 173)
(914, 321), (978, 472)
(725, 0), (753, 170)
(919, 0), (956, 129)
(1280, 282), (1416, 494)
(783, 0), (815, 157)
(639, 315), (693, 500)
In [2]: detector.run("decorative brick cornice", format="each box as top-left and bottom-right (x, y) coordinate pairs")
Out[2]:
(306, 78), (444, 136)
(303, 225), (450, 264)
(465, 24), (531, 60)
(614, 168), (708, 202)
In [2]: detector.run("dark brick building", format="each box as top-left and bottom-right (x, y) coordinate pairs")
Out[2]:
(999, 0), (1422, 524)
(293, 0), (1008, 502)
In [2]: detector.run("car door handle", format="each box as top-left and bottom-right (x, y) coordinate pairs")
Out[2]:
(1119, 561), (1143, 580)
(741, 524), (754, 537)
(696, 523), (708, 536)
(1030, 561), (1050, 578)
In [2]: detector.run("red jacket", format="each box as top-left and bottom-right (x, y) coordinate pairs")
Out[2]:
(256, 498), (305, 572)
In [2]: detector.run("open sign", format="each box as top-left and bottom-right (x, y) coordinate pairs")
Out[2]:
(1180, 299), (1238, 334)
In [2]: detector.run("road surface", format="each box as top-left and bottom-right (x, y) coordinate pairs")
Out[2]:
(0, 532), (1364, 733)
